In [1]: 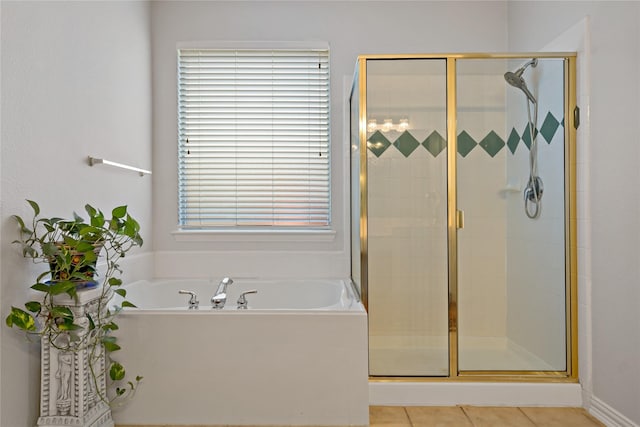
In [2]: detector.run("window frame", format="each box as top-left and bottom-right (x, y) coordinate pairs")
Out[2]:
(175, 42), (332, 239)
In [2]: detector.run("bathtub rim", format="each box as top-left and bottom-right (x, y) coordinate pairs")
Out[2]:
(117, 277), (364, 313)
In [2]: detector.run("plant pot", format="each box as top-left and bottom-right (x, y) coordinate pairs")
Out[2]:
(45, 279), (99, 290)
(47, 243), (103, 288)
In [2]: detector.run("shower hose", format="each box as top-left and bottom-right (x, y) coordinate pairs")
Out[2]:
(524, 98), (543, 219)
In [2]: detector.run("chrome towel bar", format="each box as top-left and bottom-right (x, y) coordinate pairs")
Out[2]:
(88, 156), (152, 177)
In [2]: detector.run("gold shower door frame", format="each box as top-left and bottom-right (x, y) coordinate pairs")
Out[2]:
(355, 53), (578, 382)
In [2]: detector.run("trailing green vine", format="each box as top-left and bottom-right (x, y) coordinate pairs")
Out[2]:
(5, 200), (143, 405)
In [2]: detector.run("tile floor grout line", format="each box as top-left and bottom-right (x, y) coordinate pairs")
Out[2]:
(460, 405), (479, 427)
(403, 406), (412, 426)
(518, 406), (539, 427)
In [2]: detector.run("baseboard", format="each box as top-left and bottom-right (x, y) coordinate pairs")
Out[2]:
(369, 382), (582, 407)
(590, 396), (639, 427)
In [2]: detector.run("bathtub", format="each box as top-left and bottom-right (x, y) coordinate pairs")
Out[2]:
(111, 278), (369, 426)
(118, 277), (357, 311)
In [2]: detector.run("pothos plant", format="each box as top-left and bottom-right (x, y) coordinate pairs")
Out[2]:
(5, 199), (143, 405)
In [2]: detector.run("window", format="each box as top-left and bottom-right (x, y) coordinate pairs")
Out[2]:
(177, 48), (330, 229)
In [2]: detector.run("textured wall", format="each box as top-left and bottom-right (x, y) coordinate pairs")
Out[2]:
(0, 2), (152, 424)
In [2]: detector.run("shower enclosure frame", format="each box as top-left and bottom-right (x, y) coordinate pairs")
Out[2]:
(351, 53), (578, 382)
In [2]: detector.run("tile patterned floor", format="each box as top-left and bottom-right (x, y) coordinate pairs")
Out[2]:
(116, 406), (606, 427)
(370, 406), (606, 427)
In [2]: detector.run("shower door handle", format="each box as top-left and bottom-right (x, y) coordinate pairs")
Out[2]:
(448, 298), (457, 332)
(456, 210), (464, 229)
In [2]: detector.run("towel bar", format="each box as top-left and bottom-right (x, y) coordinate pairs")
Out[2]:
(88, 156), (151, 177)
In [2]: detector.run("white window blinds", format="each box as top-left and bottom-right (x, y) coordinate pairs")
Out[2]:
(178, 48), (330, 228)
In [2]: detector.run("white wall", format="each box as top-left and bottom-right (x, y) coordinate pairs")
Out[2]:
(508, 2), (640, 425)
(150, 1), (508, 279)
(0, 2), (153, 425)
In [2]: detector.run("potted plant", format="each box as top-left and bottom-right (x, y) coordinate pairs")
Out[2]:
(5, 199), (143, 410)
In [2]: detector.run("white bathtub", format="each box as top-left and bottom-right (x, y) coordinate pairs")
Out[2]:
(118, 277), (357, 311)
(111, 278), (369, 426)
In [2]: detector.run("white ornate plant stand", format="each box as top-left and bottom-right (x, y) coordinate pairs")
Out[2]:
(37, 286), (114, 427)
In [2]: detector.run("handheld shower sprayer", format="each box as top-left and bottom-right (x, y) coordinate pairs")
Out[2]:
(504, 58), (543, 219)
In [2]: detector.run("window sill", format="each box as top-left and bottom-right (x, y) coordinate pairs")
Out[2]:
(172, 228), (336, 243)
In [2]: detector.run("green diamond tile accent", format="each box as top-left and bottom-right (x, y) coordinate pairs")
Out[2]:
(479, 130), (505, 158)
(365, 117), (561, 160)
(507, 128), (520, 154)
(540, 111), (560, 144)
(457, 131), (477, 157)
(367, 131), (391, 157)
(422, 131), (447, 157)
(521, 124), (538, 150)
(393, 131), (420, 157)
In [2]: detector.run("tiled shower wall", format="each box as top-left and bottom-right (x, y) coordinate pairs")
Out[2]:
(366, 62), (449, 351)
(456, 65), (510, 349)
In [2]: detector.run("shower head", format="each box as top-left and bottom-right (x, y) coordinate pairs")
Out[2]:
(504, 58), (538, 104)
(509, 58), (538, 77)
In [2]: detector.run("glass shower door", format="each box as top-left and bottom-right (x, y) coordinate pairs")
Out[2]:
(456, 58), (568, 372)
(366, 59), (449, 376)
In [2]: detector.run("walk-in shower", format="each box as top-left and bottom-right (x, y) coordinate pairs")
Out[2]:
(350, 54), (577, 380)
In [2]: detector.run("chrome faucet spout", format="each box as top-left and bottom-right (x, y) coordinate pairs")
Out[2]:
(211, 277), (233, 309)
(215, 277), (233, 295)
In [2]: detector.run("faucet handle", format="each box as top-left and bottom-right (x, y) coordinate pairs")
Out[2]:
(237, 290), (258, 309)
(178, 290), (199, 309)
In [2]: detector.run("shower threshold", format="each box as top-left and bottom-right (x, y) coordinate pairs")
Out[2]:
(370, 335), (555, 377)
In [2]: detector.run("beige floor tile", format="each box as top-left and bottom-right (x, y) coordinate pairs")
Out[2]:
(405, 406), (473, 427)
(369, 406), (411, 426)
(520, 407), (606, 427)
(462, 406), (536, 427)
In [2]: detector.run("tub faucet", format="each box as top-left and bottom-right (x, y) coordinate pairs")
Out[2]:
(237, 289), (257, 310)
(178, 290), (199, 309)
(211, 277), (233, 309)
